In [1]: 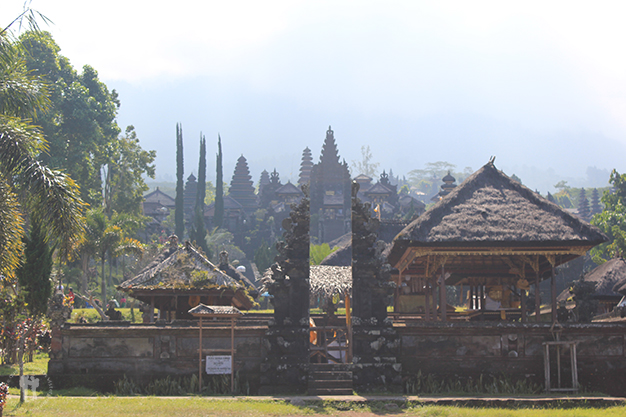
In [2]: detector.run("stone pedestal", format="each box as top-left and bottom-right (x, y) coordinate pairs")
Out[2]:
(259, 187), (311, 394)
(352, 318), (402, 392)
(351, 181), (401, 392)
(260, 321), (310, 394)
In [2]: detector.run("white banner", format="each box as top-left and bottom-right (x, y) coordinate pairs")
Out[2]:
(205, 355), (231, 374)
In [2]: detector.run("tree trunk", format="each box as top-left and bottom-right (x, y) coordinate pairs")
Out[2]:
(101, 257), (107, 307)
(77, 293), (108, 321)
(81, 253), (90, 296)
(17, 322), (30, 403)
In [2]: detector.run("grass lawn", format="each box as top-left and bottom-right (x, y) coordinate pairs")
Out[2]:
(2, 397), (626, 417)
(0, 352), (48, 376)
(71, 308), (143, 323)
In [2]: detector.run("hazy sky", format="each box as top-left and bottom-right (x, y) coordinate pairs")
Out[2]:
(3, 1), (626, 192)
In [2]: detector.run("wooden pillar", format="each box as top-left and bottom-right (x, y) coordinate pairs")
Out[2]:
(431, 277), (438, 320)
(394, 270), (401, 314)
(230, 317), (235, 393)
(150, 296), (155, 323)
(345, 290), (352, 363)
(543, 343), (550, 392)
(535, 270), (541, 322)
(551, 262), (557, 324)
(479, 285), (485, 321)
(425, 279), (431, 321)
(470, 285), (475, 309)
(571, 343), (579, 390)
(440, 265), (446, 322)
(521, 290), (527, 323)
(198, 316), (203, 393)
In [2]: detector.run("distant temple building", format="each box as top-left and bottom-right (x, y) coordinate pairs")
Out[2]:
(229, 155), (258, 215)
(259, 169), (282, 209)
(298, 147), (313, 185)
(183, 173), (198, 221)
(143, 188), (176, 236)
(309, 126), (352, 243)
(431, 171), (457, 201)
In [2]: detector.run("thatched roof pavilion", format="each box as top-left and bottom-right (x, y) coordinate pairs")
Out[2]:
(558, 258), (626, 315)
(388, 161), (608, 322)
(119, 237), (256, 321)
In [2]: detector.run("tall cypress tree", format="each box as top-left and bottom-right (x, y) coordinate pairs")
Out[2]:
(17, 219), (53, 317)
(190, 134), (208, 254)
(214, 135), (224, 228)
(175, 123), (185, 238)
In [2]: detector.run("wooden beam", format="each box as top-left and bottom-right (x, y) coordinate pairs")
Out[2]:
(440, 264), (447, 322)
(551, 261), (557, 324)
(535, 266), (541, 323)
(198, 316), (203, 393)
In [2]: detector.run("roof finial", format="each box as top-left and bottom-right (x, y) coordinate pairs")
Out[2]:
(489, 156), (496, 165)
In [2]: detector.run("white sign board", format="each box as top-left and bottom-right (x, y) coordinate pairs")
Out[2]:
(205, 355), (231, 374)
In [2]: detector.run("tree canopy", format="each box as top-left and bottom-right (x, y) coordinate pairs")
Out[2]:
(591, 169), (626, 264)
(0, 32), (85, 279)
(19, 31), (121, 207)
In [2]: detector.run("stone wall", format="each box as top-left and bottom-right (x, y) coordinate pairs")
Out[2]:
(49, 320), (626, 395)
(48, 320), (266, 392)
(397, 322), (626, 396)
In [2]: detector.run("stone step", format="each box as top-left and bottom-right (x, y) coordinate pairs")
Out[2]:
(308, 371), (353, 381)
(308, 363), (353, 396)
(308, 388), (354, 396)
(308, 379), (353, 389)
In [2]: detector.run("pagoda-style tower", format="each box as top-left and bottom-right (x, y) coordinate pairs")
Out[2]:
(259, 169), (282, 209)
(590, 188), (601, 216)
(229, 155), (257, 214)
(298, 147), (313, 185)
(379, 170), (399, 208)
(183, 173), (198, 220)
(258, 170), (270, 195)
(309, 126), (352, 243)
(578, 188), (591, 221)
(431, 171), (457, 201)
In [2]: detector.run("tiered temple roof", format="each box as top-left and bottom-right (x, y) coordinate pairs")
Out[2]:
(229, 155), (257, 213)
(309, 126), (352, 242)
(184, 173), (198, 216)
(298, 147), (313, 185)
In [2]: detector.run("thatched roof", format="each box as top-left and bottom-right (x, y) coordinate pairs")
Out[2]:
(188, 304), (242, 317)
(389, 162), (607, 264)
(328, 232), (351, 249)
(310, 265), (351, 298)
(218, 256), (259, 298)
(558, 258), (626, 302)
(583, 258), (626, 298)
(320, 245), (352, 267)
(119, 240), (243, 291)
(609, 259), (626, 296)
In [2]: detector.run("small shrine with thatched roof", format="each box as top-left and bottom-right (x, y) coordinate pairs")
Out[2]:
(118, 236), (257, 322)
(558, 258), (626, 317)
(388, 160), (608, 322)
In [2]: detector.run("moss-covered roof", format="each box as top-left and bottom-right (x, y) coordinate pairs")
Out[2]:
(119, 240), (243, 291)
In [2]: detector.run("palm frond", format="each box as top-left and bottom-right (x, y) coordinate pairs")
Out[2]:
(113, 237), (144, 259)
(0, 177), (24, 280)
(0, 37), (50, 119)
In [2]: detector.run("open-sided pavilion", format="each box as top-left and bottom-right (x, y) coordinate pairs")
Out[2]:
(388, 161), (608, 322)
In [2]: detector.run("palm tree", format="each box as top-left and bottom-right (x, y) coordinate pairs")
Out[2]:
(78, 208), (144, 305)
(0, 33), (85, 281)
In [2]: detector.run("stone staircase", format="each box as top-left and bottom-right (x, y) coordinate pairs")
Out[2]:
(307, 363), (353, 396)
